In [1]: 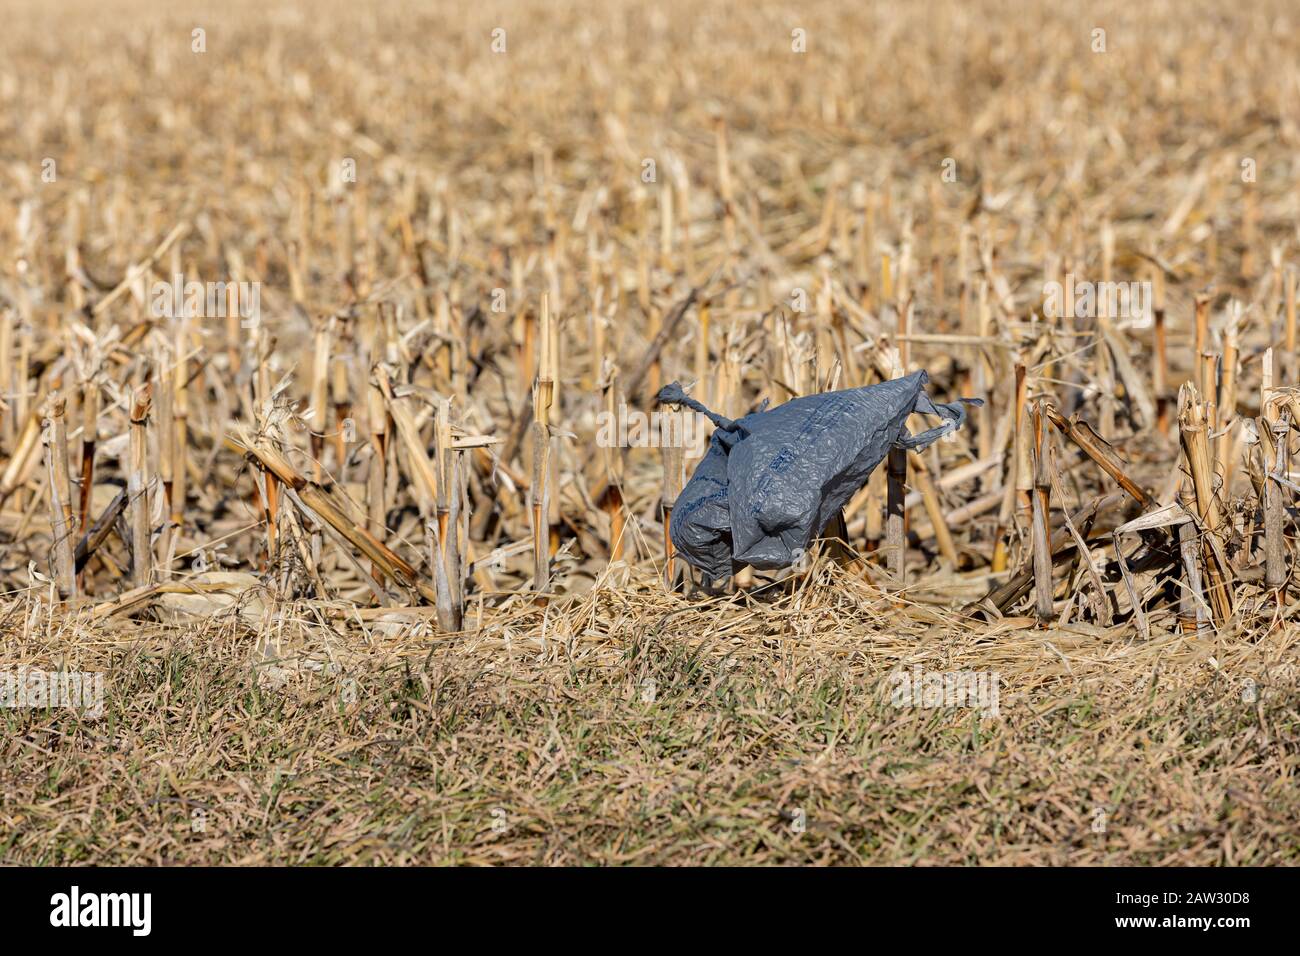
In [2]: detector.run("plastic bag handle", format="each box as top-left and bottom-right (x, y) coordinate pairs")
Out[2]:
(655, 382), (746, 433)
(895, 393), (984, 451)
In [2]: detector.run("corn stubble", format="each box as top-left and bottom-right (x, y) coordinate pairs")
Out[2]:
(2, 0), (1299, 865)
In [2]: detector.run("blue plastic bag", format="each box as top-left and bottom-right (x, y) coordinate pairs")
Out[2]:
(657, 372), (981, 582)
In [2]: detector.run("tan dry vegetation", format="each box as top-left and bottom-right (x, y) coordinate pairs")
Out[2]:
(1, 0), (1299, 864)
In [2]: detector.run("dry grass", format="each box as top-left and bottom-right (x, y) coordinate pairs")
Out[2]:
(4, 572), (1299, 865)
(2, 0), (1300, 864)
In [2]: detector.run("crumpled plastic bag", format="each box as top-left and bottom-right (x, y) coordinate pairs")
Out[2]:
(656, 371), (981, 582)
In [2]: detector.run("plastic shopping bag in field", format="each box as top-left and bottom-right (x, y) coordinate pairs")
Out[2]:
(656, 372), (981, 582)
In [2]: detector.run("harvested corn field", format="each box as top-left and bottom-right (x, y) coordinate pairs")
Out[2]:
(1, 0), (1299, 866)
